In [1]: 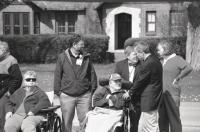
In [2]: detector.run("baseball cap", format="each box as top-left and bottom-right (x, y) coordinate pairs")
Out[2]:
(109, 73), (122, 81)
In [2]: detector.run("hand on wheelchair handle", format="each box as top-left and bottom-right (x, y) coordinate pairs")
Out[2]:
(5, 112), (13, 120)
(123, 91), (130, 100)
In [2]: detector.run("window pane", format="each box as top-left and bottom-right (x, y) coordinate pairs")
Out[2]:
(68, 12), (77, 33)
(23, 13), (29, 25)
(68, 26), (75, 33)
(23, 27), (29, 34)
(22, 13), (29, 35)
(170, 11), (184, 26)
(4, 26), (11, 35)
(14, 13), (20, 25)
(148, 23), (156, 32)
(148, 13), (155, 22)
(58, 26), (65, 34)
(4, 14), (10, 25)
(56, 13), (65, 34)
(146, 11), (156, 33)
(14, 27), (20, 35)
(3, 13), (11, 35)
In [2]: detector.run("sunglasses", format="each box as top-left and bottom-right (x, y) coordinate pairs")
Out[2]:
(25, 78), (36, 82)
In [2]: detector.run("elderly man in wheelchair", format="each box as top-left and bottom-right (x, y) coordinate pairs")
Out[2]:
(84, 73), (130, 132)
(4, 71), (53, 132)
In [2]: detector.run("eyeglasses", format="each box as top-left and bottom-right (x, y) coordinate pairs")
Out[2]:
(25, 78), (36, 82)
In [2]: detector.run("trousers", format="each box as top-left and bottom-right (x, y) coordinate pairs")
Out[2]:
(60, 92), (91, 132)
(4, 113), (44, 132)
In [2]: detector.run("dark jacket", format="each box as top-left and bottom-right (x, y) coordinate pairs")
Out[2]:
(5, 86), (51, 114)
(0, 55), (22, 98)
(93, 86), (125, 110)
(54, 49), (97, 97)
(129, 55), (163, 112)
(114, 58), (141, 103)
(114, 58), (141, 87)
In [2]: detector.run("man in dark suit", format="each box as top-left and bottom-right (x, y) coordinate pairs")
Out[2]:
(123, 40), (163, 132)
(114, 39), (141, 132)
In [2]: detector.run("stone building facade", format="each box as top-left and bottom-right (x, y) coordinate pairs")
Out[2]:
(0, 0), (188, 52)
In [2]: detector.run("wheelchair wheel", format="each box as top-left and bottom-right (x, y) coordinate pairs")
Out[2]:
(52, 116), (62, 132)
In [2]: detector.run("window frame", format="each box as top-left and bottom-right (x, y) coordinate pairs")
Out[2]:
(145, 11), (157, 36)
(170, 10), (184, 27)
(3, 12), (30, 35)
(55, 11), (77, 34)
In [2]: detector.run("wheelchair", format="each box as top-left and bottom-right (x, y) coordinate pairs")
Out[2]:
(37, 105), (62, 132)
(114, 99), (130, 132)
(36, 91), (62, 132)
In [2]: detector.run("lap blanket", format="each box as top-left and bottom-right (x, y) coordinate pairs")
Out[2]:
(84, 107), (123, 132)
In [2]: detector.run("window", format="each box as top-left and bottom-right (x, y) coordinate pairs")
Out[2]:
(146, 11), (156, 34)
(56, 13), (65, 34)
(3, 12), (30, 35)
(3, 13), (11, 35)
(68, 12), (77, 33)
(55, 12), (77, 34)
(170, 10), (184, 27)
(34, 13), (40, 34)
(170, 10), (186, 36)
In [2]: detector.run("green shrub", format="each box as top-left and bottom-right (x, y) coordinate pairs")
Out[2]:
(126, 37), (186, 59)
(0, 34), (112, 63)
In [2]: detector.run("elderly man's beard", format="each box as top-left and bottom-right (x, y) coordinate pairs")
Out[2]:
(109, 82), (122, 93)
(24, 81), (36, 88)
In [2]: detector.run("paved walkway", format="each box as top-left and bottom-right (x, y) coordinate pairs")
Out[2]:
(53, 96), (200, 132)
(180, 102), (200, 132)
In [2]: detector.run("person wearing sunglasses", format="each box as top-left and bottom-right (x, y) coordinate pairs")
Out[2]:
(4, 71), (51, 132)
(0, 40), (22, 132)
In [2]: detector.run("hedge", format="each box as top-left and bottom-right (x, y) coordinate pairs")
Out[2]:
(0, 34), (113, 63)
(125, 37), (187, 59)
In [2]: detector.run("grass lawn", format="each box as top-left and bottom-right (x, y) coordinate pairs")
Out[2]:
(19, 63), (200, 102)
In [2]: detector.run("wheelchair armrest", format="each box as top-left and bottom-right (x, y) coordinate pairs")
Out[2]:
(39, 105), (61, 112)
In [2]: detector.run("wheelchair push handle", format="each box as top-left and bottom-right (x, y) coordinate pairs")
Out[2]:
(39, 105), (61, 112)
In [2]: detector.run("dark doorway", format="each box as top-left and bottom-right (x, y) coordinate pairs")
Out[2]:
(115, 13), (132, 49)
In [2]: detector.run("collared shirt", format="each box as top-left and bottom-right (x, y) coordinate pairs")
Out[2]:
(144, 54), (151, 61)
(68, 49), (82, 74)
(163, 53), (176, 66)
(128, 64), (135, 82)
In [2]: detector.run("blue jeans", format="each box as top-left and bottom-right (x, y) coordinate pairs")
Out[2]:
(60, 92), (91, 132)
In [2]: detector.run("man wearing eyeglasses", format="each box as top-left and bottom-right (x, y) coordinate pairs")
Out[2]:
(4, 71), (51, 132)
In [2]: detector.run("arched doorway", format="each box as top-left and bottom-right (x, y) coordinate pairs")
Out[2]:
(115, 13), (132, 49)
(105, 6), (141, 52)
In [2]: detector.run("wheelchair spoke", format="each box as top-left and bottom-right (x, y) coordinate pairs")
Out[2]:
(53, 116), (62, 132)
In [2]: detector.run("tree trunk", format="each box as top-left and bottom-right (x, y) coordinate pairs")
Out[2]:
(186, 22), (200, 71)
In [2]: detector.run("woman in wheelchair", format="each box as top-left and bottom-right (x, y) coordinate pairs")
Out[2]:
(4, 71), (51, 132)
(84, 73), (129, 132)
